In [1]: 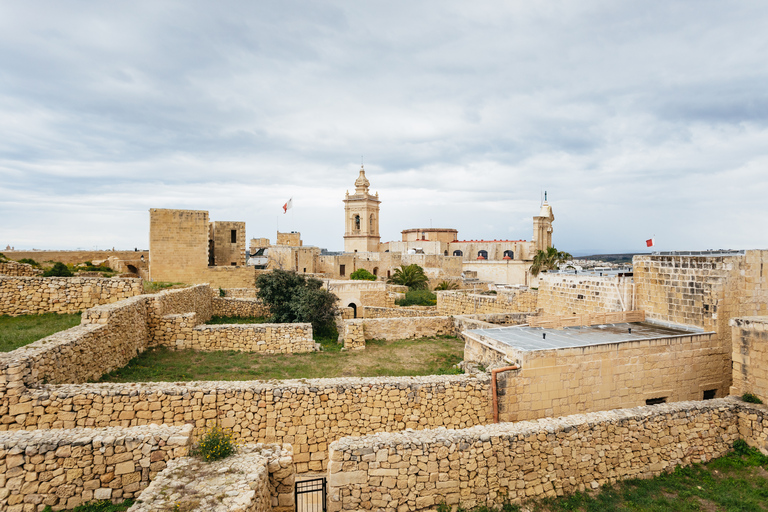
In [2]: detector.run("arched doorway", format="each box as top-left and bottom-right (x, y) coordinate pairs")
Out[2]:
(348, 303), (357, 318)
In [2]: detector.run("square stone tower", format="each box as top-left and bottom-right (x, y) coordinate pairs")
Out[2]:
(343, 166), (381, 253)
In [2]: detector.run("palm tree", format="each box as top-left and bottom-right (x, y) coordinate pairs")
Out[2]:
(529, 247), (573, 276)
(434, 280), (459, 291)
(387, 264), (429, 290)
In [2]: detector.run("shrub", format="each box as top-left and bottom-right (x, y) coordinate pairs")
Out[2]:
(396, 289), (437, 306)
(387, 264), (429, 290)
(18, 258), (40, 267)
(190, 425), (237, 462)
(742, 392), (763, 404)
(434, 280), (459, 290)
(256, 269), (338, 335)
(350, 268), (377, 281)
(43, 262), (73, 277)
(219, 287), (226, 297)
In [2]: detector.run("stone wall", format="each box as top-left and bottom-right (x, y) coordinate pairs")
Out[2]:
(147, 284), (213, 341)
(436, 289), (537, 316)
(730, 316), (768, 402)
(3, 250), (148, 266)
(212, 296), (270, 318)
(0, 423), (191, 511)
(362, 306), (440, 318)
(0, 260), (43, 277)
(0, 295), (149, 388)
(327, 399), (762, 511)
(347, 316), (455, 342)
(222, 288), (259, 298)
(130, 443), (294, 512)
(0, 375), (491, 473)
(155, 318), (316, 354)
(0, 276), (143, 316)
(536, 274), (633, 315)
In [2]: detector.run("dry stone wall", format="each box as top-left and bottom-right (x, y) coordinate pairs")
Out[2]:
(0, 423), (191, 511)
(0, 276), (143, 316)
(0, 375), (491, 473)
(212, 296), (270, 318)
(221, 288), (259, 298)
(347, 316), (455, 342)
(363, 306), (440, 318)
(437, 289), (537, 316)
(730, 316), (768, 402)
(327, 399), (761, 511)
(0, 261), (43, 277)
(536, 274), (632, 315)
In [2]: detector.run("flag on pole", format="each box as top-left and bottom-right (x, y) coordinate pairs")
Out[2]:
(646, 238), (655, 247)
(282, 198), (293, 214)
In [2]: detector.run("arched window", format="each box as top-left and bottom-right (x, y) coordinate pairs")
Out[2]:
(477, 250), (488, 260)
(444, 250), (448, 256)
(373, 267), (379, 276)
(453, 250), (463, 257)
(503, 250), (514, 259)
(354, 215), (360, 230)
(370, 214), (375, 232)
(348, 303), (357, 318)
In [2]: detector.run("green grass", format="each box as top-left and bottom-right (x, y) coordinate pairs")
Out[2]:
(0, 313), (82, 352)
(207, 315), (270, 325)
(99, 335), (464, 382)
(143, 281), (188, 293)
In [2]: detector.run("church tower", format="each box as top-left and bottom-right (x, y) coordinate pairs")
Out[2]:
(532, 194), (554, 253)
(344, 166), (381, 253)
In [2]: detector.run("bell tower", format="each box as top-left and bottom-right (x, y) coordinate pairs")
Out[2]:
(344, 166), (381, 253)
(532, 193), (554, 252)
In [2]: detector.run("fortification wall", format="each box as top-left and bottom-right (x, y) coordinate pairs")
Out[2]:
(327, 399), (763, 511)
(362, 306), (440, 318)
(536, 274), (632, 315)
(0, 375), (491, 473)
(730, 316), (768, 402)
(212, 296), (270, 318)
(0, 424), (191, 510)
(0, 260), (43, 276)
(437, 289), (537, 316)
(3, 250), (148, 266)
(0, 276), (143, 316)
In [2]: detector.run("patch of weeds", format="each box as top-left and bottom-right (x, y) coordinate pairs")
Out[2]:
(43, 499), (134, 512)
(219, 287), (226, 297)
(143, 281), (187, 293)
(742, 392), (764, 404)
(17, 257), (41, 267)
(395, 289), (437, 306)
(190, 425), (237, 462)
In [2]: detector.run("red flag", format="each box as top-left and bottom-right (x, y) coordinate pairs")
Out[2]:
(282, 198), (293, 214)
(646, 238), (654, 247)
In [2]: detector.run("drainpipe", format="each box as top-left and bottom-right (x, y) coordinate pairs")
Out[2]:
(491, 364), (520, 423)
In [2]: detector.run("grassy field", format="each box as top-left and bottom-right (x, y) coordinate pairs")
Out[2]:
(0, 313), (82, 352)
(99, 335), (464, 382)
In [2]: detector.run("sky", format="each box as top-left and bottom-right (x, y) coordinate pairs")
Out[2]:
(1, 1), (767, 256)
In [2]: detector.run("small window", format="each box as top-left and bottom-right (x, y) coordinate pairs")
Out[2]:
(503, 250), (514, 259)
(703, 389), (716, 400)
(387, 270), (391, 278)
(231, 262), (236, 266)
(646, 397), (667, 406)
(373, 267), (378, 276)
(231, 230), (237, 243)
(453, 250), (463, 257)
(340, 264), (346, 276)
(303, 268), (306, 273)
(477, 250), (488, 259)
(444, 250), (448, 256)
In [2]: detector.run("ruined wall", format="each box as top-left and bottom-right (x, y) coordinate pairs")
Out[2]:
(536, 274), (632, 315)
(0, 375), (491, 473)
(348, 317), (455, 342)
(463, 329), (728, 423)
(436, 289), (537, 315)
(209, 220), (246, 266)
(155, 318), (315, 354)
(0, 276), (143, 316)
(212, 296), (270, 318)
(3, 250), (148, 266)
(327, 399), (753, 511)
(0, 260), (43, 276)
(222, 288), (259, 298)
(0, 424), (191, 511)
(362, 306), (440, 318)
(730, 316), (768, 402)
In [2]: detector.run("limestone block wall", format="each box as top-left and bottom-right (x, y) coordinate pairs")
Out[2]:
(536, 274), (632, 316)
(4, 250), (148, 267)
(327, 399), (755, 511)
(156, 320), (315, 354)
(212, 296), (270, 318)
(730, 316), (768, 402)
(360, 290), (395, 307)
(0, 375), (491, 473)
(347, 316), (455, 341)
(0, 276), (143, 316)
(0, 424), (192, 511)
(147, 284), (213, 340)
(436, 289), (537, 316)
(0, 260), (43, 276)
(0, 295), (149, 388)
(362, 306), (440, 318)
(463, 329), (729, 423)
(222, 288), (259, 298)
(342, 323), (365, 351)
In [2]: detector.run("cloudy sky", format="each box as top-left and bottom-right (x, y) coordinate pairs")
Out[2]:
(2, 1), (767, 255)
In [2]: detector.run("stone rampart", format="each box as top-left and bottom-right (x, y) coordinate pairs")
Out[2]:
(730, 316), (768, 402)
(0, 423), (191, 511)
(0, 375), (491, 473)
(437, 289), (537, 316)
(328, 399), (766, 511)
(0, 295), (149, 388)
(362, 306), (440, 318)
(129, 443), (294, 512)
(0, 276), (143, 316)
(536, 274), (632, 316)
(0, 260), (43, 277)
(212, 296), (270, 318)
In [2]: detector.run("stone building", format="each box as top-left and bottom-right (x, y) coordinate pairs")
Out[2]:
(343, 166), (381, 253)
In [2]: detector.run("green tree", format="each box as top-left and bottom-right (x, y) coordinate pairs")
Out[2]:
(350, 268), (377, 281)
(387, 264), (429, 290)
(43, 262), (73, 277)
(529, 247), (573, 277)
(256, 269), (338, 334)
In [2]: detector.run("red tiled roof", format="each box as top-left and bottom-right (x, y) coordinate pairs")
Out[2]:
(452, 239), (527, 243)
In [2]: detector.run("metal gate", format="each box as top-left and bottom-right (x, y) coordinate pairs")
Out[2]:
(295, 477), (326, 512)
